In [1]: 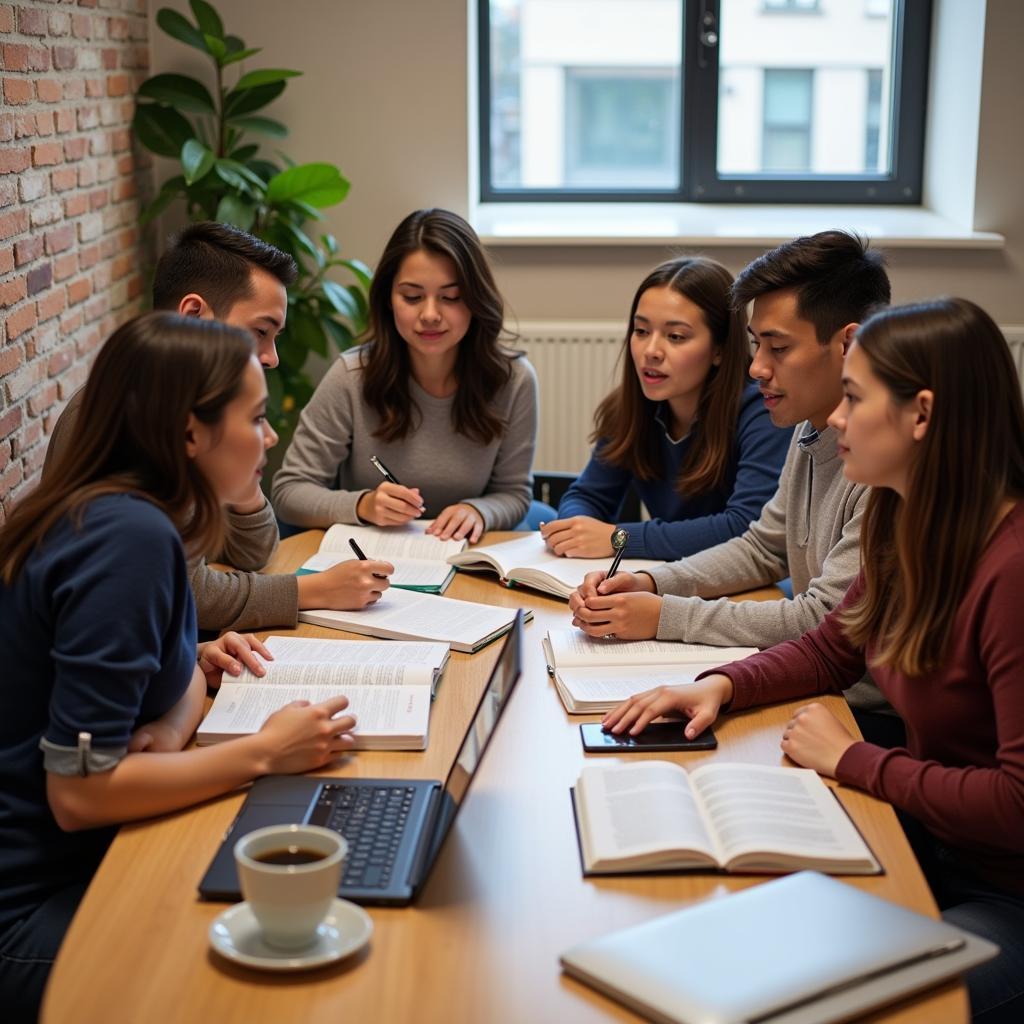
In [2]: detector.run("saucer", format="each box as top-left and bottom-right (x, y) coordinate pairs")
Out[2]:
(209, 898), (373, 972)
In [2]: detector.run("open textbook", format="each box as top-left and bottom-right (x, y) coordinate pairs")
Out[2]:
(299, 585), (530, 653)
(572, 760), (880, 876)
(196, 635), (450, 750)
(297, 522), (466, 594)
(543, 629), (757, 713)
(447, 535), (662, 600)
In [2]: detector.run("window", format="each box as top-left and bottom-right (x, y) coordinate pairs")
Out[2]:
(478, 0), (931, 203)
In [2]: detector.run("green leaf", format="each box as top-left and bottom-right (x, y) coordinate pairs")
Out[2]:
(215, 158), (267, 191)
(286, 306), (329, 358)
(227, 114), (287, 138)
(281, 198), (324, 222)
(132, 102), (195, 157)
(224, 80), (285, 118)
(246, 159), (280, 182)
(224, 34), (246, 53)
(279, 220), (319, 262)
(229, 143), (259, 162)
(204, 34), (226, 61)
(137, 73), (216, 114)
(181, 139), (215, 185)
(321, 233), (338, 256)
(221, 46), (262, 67)
(323, 316), (356, 352)
(332, 257), (373, 293)
(189, 0), (223, 38)
(322, 280), (360, 321)
(235, 68), (302, 91)
(156, 8), (209, 54)
(215, 194), (257, 231)
(266, 163), (349, 208)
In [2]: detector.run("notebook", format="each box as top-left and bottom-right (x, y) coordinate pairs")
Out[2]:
(198, 611), (523, 906)
(560, 871), (998, 1024)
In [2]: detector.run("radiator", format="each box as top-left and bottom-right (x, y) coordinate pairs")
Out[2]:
(518, 321), (1024, 476)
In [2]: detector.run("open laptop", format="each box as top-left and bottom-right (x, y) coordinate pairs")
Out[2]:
(199, 610), (523, 907)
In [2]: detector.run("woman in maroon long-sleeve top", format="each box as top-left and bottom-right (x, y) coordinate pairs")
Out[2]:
(603, 297), (1024, 1023)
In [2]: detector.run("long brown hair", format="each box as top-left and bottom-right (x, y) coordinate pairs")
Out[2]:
(593, 257), (749, 496)
(362, 208), (512, 444)
(839, 298), (1024, 675)
(0, 312), (255, 584)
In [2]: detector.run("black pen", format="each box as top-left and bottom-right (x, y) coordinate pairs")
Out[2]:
(606, 528), (629, 579)
(349, 537), (390, 580)
(370, 455), (426, 513)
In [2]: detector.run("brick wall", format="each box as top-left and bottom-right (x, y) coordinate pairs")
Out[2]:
(0, 0), (152, 523)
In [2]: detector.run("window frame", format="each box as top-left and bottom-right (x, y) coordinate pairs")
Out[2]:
(476, 0), (933, 205)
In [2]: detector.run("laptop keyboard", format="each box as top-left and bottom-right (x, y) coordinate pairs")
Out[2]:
(313, 784), (416, 890)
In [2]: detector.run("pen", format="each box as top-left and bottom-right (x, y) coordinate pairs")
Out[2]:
(370, 455), (426, 513)
(349, 537), (390, 580)
(606, 528), (629, 579)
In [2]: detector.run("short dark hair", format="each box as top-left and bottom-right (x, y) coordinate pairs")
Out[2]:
(732, 230), (891, 343)
(152, 222), (297, 315)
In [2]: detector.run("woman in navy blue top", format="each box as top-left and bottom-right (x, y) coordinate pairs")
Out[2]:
(541, 257), (792, 561)
(0, 313), (361, 1021)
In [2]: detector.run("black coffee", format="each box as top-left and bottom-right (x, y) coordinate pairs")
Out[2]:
(253, 845), (327, 866)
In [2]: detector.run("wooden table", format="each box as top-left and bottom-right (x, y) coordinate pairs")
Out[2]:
(42, 533), (966, 1024)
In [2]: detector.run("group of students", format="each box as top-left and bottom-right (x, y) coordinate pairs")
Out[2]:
(0, 209), (1021, 1023)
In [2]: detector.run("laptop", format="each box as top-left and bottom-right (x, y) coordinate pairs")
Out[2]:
(199, 610), (523, 906)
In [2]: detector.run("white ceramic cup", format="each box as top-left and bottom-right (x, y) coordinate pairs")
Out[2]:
(234, 824), (347, 950)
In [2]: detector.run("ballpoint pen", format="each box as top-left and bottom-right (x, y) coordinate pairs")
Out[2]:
(606, 528), (629, 579)
(369, 455), (426, 512)
(349, 536), (390, 580)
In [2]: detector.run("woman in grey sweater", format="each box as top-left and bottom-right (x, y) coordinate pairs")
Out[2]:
(273, 209), (537, 542)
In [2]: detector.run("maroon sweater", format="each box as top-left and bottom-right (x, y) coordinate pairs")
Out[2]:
(715, 502), (1024, 897)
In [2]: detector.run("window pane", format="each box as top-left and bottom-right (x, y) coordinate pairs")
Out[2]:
(486, 0), (682, 192)
(717, 0), (896, 176)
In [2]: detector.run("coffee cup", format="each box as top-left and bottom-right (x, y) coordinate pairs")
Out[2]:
(234, 824), (347, 950)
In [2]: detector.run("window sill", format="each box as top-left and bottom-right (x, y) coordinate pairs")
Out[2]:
(472, 202), (1004, 250)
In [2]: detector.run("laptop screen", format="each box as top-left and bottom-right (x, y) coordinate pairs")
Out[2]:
(421, 610), (523, 869)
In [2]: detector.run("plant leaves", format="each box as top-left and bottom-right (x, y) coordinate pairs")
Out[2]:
(132, 102), (195, 157)
(286, 305), (329, 359)
(227, 115), (287, 138)
(235, 68), (302, 91)
(247, 159), (280, 182)
(321, 233), (338, 256)
(224, 35), (246, 53)
(332, 258), (373, 293)
(213, 157), (267, 196)
(266, 163), (349, 208)
(278, 220), (320, 262)
(221, 46), (262, 67)
(156, 8), (209, 54)
(189, 0), (223, 38)
(138, 73), (216, 114)
(321, 280), (360, 321)
(224, 80), (285, 118)
(323, 315), (356, 352)
(229, 143), (259, 162)
(215, 193), (257, 231)
(281, 198), (324, 222)
(203, 34), (226, 61)
(181, 139), (215, 184)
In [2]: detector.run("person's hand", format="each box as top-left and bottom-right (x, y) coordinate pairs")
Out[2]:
(570, 591), (662, 640)
(601, 674), (733, 739)
(198, 632), (272, 689)
(297, 558), (393, 610)
(780, 702), (857, 777)
(357, 482), (425, 526)
(128, 719), (189, 754)
(426, 503), (484, 542)
(568, 570), (655, 615)
(540, 516), (616, 558)
(257, 695), (358, 774)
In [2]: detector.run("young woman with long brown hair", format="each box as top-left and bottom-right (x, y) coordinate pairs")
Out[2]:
(541, 257), (791, 561)
(0, 313), (361, 1021)
(272, 208), (538, 543)
(603, 298), (1024, 1021)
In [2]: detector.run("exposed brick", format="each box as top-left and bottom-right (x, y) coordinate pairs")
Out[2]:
(0, 276), (27, 308)
(77, 162), (96, 187)
(14, 235), (42, 266)
(89, 187), (108, 210)
(0, 462), (25, 502)
(0, 179), (15, 209)
(0, 407), (23, 439)
(0, 6), (13, 34)
(0, 208), (29, 240)
(78, 213), (102, 242)
(72, 13), (92, 38)
(17, 172), (47, 203)
(62, 78), (84, 100)
(35, 78), (62, 103)
(102, 47), (117, 70)
(2, 43), (49, 72)
(51, 167), (77, 192)
(48, 346), (73, 377)
(32, 143), (62, 167)
(92, 260), (111, 290)
(34, 111), (54, 136)
(55, 109), (76, 133)
(27, 382), (59, 417)
(2, 79), (33, 105)
(0, 246), (14, 275)
(37, 288), (66, 323)
(43, 223), (74, 254)
(14, 114), (37, 140)
(5, 302), (37, 340)
(49, 10), (71, 36)
(106, 72), (130, 96)
(108, 16), (128, 40)
(77, 47), (100, 71)
(77, 105), (99, 130)
(53, 252), (77, 281)
(126, 272), (144, 301)
(63, 137), (88, 161)
(85, 77), (103, 98)
(67, 277), (92, 305)
(30, 197), (62, 228)
(52, 45), (77, 71)
(26, 322), (58, 359)
(0, 113), (13, 144)
(0, 147), (31, 175)
(63, 193), (88, 217)
(26, 263), (52, 296)
(78, 243), (99, 268)
(59, 307), (82, 334)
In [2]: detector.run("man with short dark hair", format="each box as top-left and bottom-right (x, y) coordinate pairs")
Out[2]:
(570, 231), (897, 738)
(44, 222), (390, 631)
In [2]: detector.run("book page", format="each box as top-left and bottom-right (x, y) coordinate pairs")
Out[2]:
(320, 523), (465, 561)
(578, 761), (717, 866)
(198, 683), (430, 740)
(262, 635), (448, 669)
(299, 550), (455, 589)
(558, 666), (702, 703)
(690, 764), (874, 868)
(547, 629), (757, 668)
(240, 661), (435, 688)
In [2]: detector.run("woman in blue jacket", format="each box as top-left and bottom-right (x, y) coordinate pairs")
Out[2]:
(542, 257), (791, 561)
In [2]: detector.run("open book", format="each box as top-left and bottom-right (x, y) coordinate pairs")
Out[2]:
(543, 629), (757, 713)
(447, 535), (662, 601)
(297, 522), (467, 594)
(196, 635), (450, 750)
(572, 760), (880, 875)
(299, 585), (530, 653)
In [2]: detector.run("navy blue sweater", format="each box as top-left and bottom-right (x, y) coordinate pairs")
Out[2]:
(558, 382), (792, 560)
(0, 494), (195, 932)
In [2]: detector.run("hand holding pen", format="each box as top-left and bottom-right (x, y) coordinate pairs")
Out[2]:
(355, 455), (426, 526)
